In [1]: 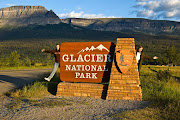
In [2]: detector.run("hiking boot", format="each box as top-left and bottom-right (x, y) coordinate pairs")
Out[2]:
(44, 77), (50, 82)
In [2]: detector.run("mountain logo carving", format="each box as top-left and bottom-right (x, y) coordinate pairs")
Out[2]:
(77, 44), (110, 54)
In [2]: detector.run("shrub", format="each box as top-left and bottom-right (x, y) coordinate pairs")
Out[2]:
(0, 57), (9, 66)
(10, 82), (49, 99)
(9, 50), (20, 67)
(43, 54), (54, 66)
(156, 70), (172, 82)
(31, 60), (36, 66)
(23, 56), (31, 67)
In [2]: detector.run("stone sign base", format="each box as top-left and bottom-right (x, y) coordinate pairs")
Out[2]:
(56, 82), (108, 99)
(106, 38), (142, 101)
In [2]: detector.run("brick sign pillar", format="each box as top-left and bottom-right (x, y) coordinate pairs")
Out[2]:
(106, 38), (142, 101)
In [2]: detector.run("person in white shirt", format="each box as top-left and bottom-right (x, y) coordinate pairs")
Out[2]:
(136, 46), (158, 76)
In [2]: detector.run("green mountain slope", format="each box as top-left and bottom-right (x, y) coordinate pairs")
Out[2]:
(0, 23), (128, 40)
(0, 22), (179, 65)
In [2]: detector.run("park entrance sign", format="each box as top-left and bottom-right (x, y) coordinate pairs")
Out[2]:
(60, 42), (115, 83)
(57, 38), (142, 101)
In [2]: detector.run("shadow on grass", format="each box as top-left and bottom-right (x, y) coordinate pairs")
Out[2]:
(148, 67), (158, 73)
(47, 82), (59, 95)
(172, 76), (180, 83)
(46, 73), (61, 95)
(148, 67), (180, 83)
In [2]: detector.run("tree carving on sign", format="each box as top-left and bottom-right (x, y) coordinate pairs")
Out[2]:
(116, 50), (134, 73)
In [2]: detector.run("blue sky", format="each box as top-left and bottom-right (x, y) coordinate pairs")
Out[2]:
(0, 0), (180, 21)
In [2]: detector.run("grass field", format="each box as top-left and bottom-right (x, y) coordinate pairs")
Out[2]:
(111, 65), (180, 120)
(0, 63), (53, 70)
(7, 65), (180, 120)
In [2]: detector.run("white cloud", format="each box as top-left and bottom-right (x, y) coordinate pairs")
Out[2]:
(134, 2), (147, 8)
(107, 16), (116, 18)
(138, 2), (147, 6)
(77, 7), (82, 10)
(134, 0), (180, 19)
(165, 9), (179, 18)
(145, 1), (160, 10)
(137, 9), (156, 17)
(6, 4), (16, 6)
(58, 11), (84, 18)
(58, 11), (118, 18)
(82, 13), (105, 18)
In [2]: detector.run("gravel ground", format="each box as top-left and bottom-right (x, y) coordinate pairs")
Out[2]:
(0, 95), (149, 120)
(0, 68), (149, 120)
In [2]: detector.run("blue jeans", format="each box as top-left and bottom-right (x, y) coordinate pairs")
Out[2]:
(48, 62), (60, 80)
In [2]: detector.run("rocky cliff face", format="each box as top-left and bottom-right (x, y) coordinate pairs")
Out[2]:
(0, 6), (60, 26)
(1, 6), (180, 34)
(61, 18), (180, 34)
(61, 18), (97, 27)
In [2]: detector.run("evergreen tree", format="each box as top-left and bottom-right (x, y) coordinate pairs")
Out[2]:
(164, 46), (177, 69)
(9, 50), (20, 67)
(0, 57), (9, 66)
(43, 54), (54, 66)
(23, 56), (31, 67)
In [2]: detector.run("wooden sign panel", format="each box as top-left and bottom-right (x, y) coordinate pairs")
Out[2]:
(60, 42), (115, 83)
(116, 50), (134, 73)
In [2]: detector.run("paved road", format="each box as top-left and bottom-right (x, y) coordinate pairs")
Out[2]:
(0, 68), (52, 96)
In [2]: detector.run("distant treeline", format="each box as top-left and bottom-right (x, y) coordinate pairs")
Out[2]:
(0, 23), (180, 66)
(0, 44), (179, 67)
(0, 50), (55, 67)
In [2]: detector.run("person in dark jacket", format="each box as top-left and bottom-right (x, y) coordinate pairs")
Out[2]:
(136, 46), (158, 76)
(41, 44), (60, 81)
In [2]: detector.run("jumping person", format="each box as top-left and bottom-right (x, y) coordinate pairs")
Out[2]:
(136, 46), (158, 76)
(41, 44), (60, 82)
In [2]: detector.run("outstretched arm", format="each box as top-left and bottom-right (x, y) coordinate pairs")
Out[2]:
(142, 54), (152, 60)
(41, 49), (55, 54)
(142, 54), (158, 60)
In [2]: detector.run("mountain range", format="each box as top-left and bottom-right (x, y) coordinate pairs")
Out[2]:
(1, 6), (180, 35)
(0, 6), (60, 27)
(61, 18), (180, 35)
